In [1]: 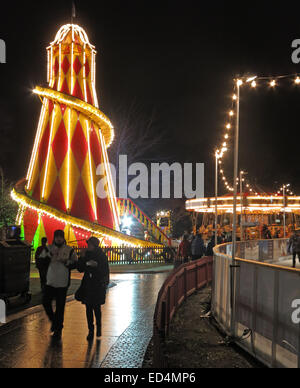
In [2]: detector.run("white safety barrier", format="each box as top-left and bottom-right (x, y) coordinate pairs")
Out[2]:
(0, 299), (6, 324)
(212, 239), (300, 368)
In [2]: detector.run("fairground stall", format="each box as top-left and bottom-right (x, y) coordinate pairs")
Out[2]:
(186, 193), (300, 240)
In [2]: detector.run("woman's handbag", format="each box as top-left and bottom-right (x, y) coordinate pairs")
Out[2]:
(75, 283), (86, 302)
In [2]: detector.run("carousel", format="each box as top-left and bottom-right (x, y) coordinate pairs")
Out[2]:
(186, 193), (300, 240)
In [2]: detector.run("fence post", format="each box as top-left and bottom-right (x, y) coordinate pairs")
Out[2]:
(166, 286), (171, 335)
(160, 301), (166, 339)
(272, 270), (279, 368)
(184, 268), (187, 300)
(175, 276), (178, 308)
(205, 258), (209, 286)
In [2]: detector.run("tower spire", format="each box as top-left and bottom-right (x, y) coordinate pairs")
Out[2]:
(71, 1), (76, 24)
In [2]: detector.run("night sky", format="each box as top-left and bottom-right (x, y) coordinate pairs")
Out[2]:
(1, 0), (300, 202)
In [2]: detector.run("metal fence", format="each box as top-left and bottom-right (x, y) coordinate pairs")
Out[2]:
(153, 256), (213, 367)
(213, 238), (300, 368)
(73, 246), (176, 265)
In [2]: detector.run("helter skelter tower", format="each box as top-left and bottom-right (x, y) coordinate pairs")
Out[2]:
(12, 24), (151, 249)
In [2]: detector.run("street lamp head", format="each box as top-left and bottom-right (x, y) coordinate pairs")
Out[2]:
(246, 76), (257, 83)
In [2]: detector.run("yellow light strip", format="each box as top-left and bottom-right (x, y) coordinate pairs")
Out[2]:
(187, 195), (300, 204)
(16, 205), (24, 225)
(50, 24), (95, 50)
(33, 87), (114, 148)
(26, 98), (48, 190)
(91, 51), (99, 108)
(71, 41), (74, 95)
(86, 119), (98, 221)
(50, 47), (53, 86)
(67, 108), (71, 212)
(59, 43), (62, 91)
(12, 189), (160, 248)
(99, 130), (120, 230)
(47, 50), (50, 84)
(41, 105), (56, 201)
(83, 44), (87, 102)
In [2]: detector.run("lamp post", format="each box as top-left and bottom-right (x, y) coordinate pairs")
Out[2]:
(231, 80), (241, 264)
(282, 184), (290, 239)
(240, 171), (243, 241)
(232, 76), (256, 261)
(239, 171), (247, 241)
(231, 76), (256, 337)
(283, 185), (286, 239)
(215, 151), (219, 247)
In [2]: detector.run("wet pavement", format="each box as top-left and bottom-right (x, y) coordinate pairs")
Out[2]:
(0, 273), (169, 368)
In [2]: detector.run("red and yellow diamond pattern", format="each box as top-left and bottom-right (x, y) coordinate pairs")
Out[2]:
(18, 24), (127, 248)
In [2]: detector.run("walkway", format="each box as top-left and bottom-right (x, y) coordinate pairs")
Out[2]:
(272, 257), (300, 269)
(0, 273), (169, 368)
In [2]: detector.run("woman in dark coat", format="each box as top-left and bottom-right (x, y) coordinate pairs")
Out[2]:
(76, 237), (110, 341)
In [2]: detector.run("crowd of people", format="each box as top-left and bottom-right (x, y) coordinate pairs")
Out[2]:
(177, 223), (297, 264)
(177, 231), (219, 263)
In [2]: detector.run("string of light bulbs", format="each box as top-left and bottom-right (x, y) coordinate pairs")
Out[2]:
(275, 184), (294, 197)
(216, 73), (300, 196)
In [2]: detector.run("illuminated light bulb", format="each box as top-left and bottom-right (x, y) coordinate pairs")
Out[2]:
(220, 170), (223, 173)
(233, 94), (237, 100)
(226, 124), (231, 129)
(222, 147), (228, 152)
(246, 76), (257, 83)
(270, 80), (276, 87)
(229, 111), (234, 117)
(251, 81), (257, 88)
(237, 79), (243, 86)
(223, 142), (227, 147)
(225, 134), (229, 139)
(223, 177), (226, 181)
(295, 77), (300, 84)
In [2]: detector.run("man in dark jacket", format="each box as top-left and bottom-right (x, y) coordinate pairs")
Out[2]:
(191, 233), (205, 261)
(35, 237), (51, 292)
(206, 233), (222, 256)
(288, 230), (300, 268)
(76, 237), (110, 341)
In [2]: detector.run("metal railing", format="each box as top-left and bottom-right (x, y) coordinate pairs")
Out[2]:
(153, 256), (213, 367)
(213, 238), (300, 368)
(74, 246), (176, 265)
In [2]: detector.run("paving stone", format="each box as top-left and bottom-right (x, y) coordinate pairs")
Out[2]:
(0, 273), (170, 368)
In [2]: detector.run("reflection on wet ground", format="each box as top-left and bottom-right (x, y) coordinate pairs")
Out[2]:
(0, 273), (169, 368)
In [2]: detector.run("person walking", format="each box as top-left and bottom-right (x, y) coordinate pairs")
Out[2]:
(288, 230), (300, 268)
(191, 233), (205, 261)
(206, 233), (222, 256)
(262, 224), (272, 240)
(35, 237), (51, 292)
(76, 237), (110, 342)
(42, 230), (78, 341)
(177, 234), (191, 263)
